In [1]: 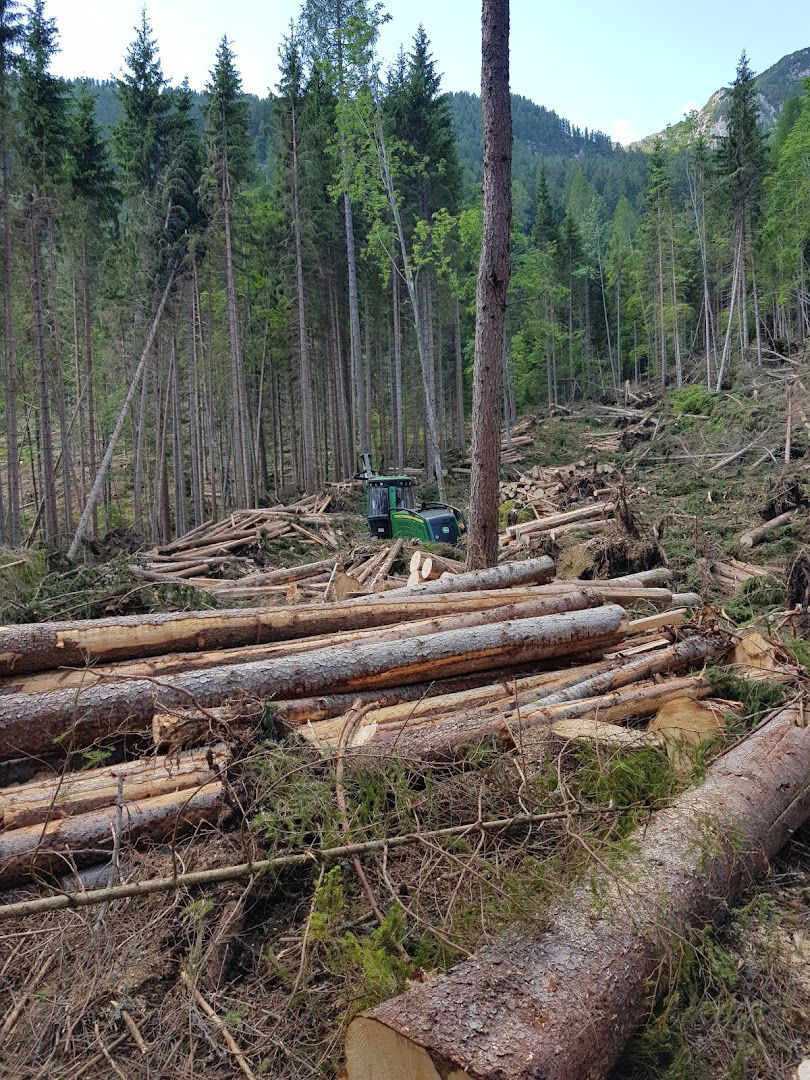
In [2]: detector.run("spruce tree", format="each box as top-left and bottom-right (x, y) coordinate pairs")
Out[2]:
(715, 52), (768, 382)
(0, 0), (22, 542)
(205, 36), (253, 504)
(532, 165), (557, 248)
(113, 10), (171, 197)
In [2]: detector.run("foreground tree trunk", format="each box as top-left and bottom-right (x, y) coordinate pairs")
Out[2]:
(467, 0), (512, 569)
(346, 701), (810, 1080)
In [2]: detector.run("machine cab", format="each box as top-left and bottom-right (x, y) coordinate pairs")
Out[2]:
(367, 476), (415, 539)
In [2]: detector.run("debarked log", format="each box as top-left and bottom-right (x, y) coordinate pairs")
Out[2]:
(0, 745), (228, 829)
(345, 675), (712, 760)
(345, 701), (810, 1080)
(0, 607), (628, 761)
(0, 781), (224, 887)
(1, 591), (602, 698)
(306, 630), (725, 751)
(0, 588), (552, 677)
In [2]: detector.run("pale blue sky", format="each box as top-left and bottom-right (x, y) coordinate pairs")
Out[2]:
(46, 0), (808, 143)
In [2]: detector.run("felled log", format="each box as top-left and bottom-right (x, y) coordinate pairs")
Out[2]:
(740, 509), (801, 549)
(0, 781), (224, 887)
(0, 606), (628, 761)
(345, 701), (810, 1080)
(0, 745), (228, 829)
(506, 502), (613, 538)
(348, 675), (712, 760)
(0, 588), (551, 677)
(376, 557), (554, 598)
(1, 592), (603, 697)
(548, 716), (663, 749)
(304, 636), (725, 750)
(214, 558), (337, 587)
(160, 662), (576, 743)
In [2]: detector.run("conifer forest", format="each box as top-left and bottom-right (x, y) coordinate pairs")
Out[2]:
(0, 2), (808, 1078)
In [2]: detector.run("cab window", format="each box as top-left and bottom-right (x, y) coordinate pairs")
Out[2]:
(397, 484), (415, 509)
(369, 485), (389, 517)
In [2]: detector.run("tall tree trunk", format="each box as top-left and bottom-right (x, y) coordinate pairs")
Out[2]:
(68, 271), (176, 562)
(30, 202), (58, 543)
(2, 150), (19, 543)
(343, 188), (367, 464)
(454, 295), (465, 453)
(467, 0), (511, 570)
(392, 267), (404, 468)
(291, 100), (317, 492)
(81, 232), (99, 539)
(170, 337), (187, 538)
(222, 154), (252, 506)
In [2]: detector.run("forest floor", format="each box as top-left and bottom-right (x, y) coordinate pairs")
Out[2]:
(0, 360), (808, 1079)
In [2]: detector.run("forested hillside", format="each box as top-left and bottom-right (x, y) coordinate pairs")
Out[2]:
(0, 1), (808, 551)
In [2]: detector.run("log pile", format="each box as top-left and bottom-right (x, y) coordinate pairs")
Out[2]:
(0, 555), (717, 888)
(708, 557), (783, 593)
(134, 498), (419, 602)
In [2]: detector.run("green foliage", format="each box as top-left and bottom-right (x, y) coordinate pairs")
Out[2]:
(705, 666), (787, 722)
(18, 0), (67, 188)
(112, 10), (171, 196)
(669, 385), (719, 416)
(0, 553), (215, 624)
(567, 743), (680, 823)
(308, 867), (413, 1015)
(722, 575), (787, 624)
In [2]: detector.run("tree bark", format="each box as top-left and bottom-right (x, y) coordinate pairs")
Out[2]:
(0, 781), (223, 888)
(0, 607), (627, 760)
(467, 0), (512, 569)
(68, 271), (176, 561)
(3, 592), (601, 698)
(346, 702), (810, 1080)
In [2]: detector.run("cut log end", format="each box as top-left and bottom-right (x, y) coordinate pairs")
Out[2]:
(345, 1017), (470, 1080)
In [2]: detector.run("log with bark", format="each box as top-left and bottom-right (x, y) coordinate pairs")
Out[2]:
(0, 592), (603, 697)
(0, 606), (628, 761)
(0, 588), (554, 677)
(0, 781), (224, 887)
(376, 557), (554, 599)
(739, 509), (803, 549)
(345, 700), (810, 1080)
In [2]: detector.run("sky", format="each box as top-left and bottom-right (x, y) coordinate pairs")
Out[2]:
(45, 0), (809, 144)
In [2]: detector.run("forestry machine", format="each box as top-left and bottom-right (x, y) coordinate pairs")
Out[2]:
(354, 454), (466, 545)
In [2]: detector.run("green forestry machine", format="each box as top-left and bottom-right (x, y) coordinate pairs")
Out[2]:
(355, 454), (466, 546)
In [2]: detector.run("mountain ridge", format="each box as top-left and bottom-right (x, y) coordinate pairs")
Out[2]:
(635, 44), (810, 148)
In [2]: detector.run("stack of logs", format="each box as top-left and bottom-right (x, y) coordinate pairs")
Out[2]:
(501, 498), (617, 551)
(0, 556), (710, 889)
(134, 499), (417, 603)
